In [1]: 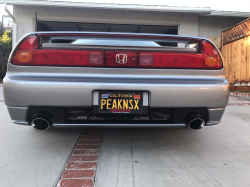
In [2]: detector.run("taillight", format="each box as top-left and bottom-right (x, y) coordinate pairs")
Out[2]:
(202, 40), (222, 68)
(139, 41), (222, 69)
(12, 35), (222, 69)
(12, 35), (104, 66)
(12, 35), (39, 64)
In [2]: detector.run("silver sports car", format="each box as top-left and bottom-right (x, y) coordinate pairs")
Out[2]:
(3, 32), (229, 130)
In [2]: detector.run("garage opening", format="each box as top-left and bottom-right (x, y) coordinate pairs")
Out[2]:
(37, 21), (178, 35)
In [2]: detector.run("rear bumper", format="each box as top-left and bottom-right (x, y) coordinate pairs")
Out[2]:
(4, 65), (229, 107)
(4, 64), (229, 127)
(7, 106), (225, 127)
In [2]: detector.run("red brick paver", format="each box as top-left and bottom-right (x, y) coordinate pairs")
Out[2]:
(57, 179), (94, 187)
(66, 162), (97, 170)
(62, 170), (95, 179)
(56, 129), (103, 187)
(75, 145), (101, 150)
(69, 156), (98, 162)
(78, 140), (102, 145)
(80, 135), (102, 139)
(72, 150), (99, 156)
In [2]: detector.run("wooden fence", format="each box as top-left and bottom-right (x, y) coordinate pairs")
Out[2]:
(208, 37), (221, 51)
(222, 18), (250, 89)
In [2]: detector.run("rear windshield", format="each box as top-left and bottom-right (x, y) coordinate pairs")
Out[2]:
(41, 35), (200, 51)
(71, 39), (161, 47)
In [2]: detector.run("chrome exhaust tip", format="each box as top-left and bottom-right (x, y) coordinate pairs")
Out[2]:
(185, 114), (205, 130)
(30, 113), (53, 131)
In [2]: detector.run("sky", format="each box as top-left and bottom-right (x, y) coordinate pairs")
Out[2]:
(0, 0), (250, 19)
(0, 4), (13, 20)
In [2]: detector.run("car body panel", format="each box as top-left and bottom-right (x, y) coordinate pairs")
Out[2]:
(3, 32), (229, 127)
(4, 64), (229, 108)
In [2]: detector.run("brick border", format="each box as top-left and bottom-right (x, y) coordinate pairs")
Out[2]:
(228, 103), (250, 106)
(230, 96), (250, 102)
(230, 93), (250, 97)
(230, 93), (250, 101)
(56, 129), (103, 187)
(228, 96), (250, 106)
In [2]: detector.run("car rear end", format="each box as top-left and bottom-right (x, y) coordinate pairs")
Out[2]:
(3, 32), (229, 130)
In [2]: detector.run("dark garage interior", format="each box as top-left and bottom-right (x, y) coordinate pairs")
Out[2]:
(37, 21), (178, 35)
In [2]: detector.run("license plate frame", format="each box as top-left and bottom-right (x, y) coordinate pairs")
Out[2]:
(93, 91), (148, 115)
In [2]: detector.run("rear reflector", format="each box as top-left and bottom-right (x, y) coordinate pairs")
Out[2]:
(11, 35), (222, 69)
(140, 54), (153, 66)
(89, 52), (104, 65)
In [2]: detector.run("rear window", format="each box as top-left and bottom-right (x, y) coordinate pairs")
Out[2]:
(71, 39), (161, 47)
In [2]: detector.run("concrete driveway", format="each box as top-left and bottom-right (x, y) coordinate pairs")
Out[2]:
(1, 85), (250, 187)
(0, 86), (82, 187)
(96, 103), (250, 187)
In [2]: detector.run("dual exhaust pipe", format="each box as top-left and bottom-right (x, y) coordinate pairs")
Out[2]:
(29, 112), (205, 131)
(30, 113), (53, 131)
(185, 113), (205, 130)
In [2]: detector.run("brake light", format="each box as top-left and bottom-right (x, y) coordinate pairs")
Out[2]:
(12, 35), (39, 64)
(12, 35), (222, 69)
(12, 35), (104, 66)
(139, 40), (222, 69)
(202, 40), (221, 68)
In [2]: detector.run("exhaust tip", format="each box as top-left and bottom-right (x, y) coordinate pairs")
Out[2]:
(185, 114), (205, 130)
(189, 118), (205, 130)
(30, 113), (53, 131)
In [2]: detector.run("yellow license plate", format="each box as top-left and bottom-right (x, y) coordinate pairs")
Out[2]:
(99, 91), (143, 114)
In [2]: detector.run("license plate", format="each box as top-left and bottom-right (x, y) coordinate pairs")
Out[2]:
(94, 91), (148, 114)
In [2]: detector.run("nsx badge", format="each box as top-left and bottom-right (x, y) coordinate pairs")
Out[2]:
(115, 54), (127, 64)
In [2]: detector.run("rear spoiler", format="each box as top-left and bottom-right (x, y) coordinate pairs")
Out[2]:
(35, 31), (204, 42)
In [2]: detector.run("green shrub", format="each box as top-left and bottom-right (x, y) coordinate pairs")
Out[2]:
(0, 29), (12, 79)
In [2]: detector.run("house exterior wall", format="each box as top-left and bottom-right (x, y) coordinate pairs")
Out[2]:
(14, 5), (199, 41)
(13, 5), (245, 42)
(198, 16), (245, 38)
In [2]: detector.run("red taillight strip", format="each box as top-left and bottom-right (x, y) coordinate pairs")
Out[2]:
(13, 49), (105, 67)
(139, 51), (222, 69)
(138, 40), (222, 69)
(12, 35), (105, 66)
(11, 34), (222, 69)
